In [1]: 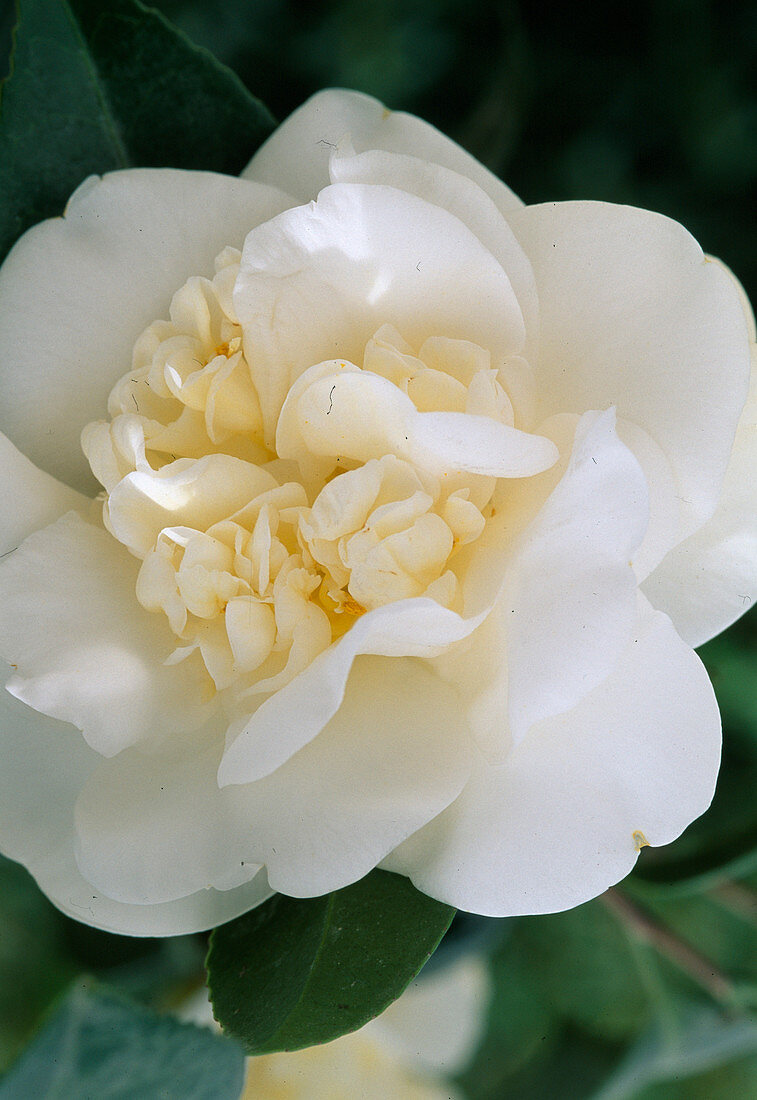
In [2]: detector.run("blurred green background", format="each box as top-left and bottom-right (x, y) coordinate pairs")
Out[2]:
(2, 1), (757, 1096)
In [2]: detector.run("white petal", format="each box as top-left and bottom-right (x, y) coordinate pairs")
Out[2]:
(504, 408), (648, 746)
(229, 655), (473, 896)
(0, 430), (93, 556)
(234, 182), (525, 441)
(76, 655), (470, 906)
(0, 667), (273, 935)
(75, 731), (268, 905)
(242, 88), (523, 214)
(219, 595), (493, 787)
(644, 344), (757, 645)
(330, 147), (538, 366)
(505, 201), (753, 539)
(107, 454), (278, 557)
(0, 169), (293, 492)
(0, 512), (211, 757)
(281, 363), (557, 478)
(616, 417), (682, 581)
(383, 600), (721, 915)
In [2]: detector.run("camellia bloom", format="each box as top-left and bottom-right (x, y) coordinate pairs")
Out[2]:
(0, 90), (755, 936)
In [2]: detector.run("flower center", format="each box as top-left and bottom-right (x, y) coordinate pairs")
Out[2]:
(82, 249), (554, 696)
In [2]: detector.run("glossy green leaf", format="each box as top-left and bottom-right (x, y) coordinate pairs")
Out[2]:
(207, 870), (455, 1053)
(0, 0), (274, 263)
(0, 983), (246, 1099)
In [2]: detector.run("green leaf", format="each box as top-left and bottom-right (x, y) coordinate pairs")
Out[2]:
(0, 0), (274, 264)
(0, 857), (76, 1074)
(462, 1024), (621, 1100)
(0, 983), (246, 1099)
(516, 900), (656, 1041)
(634, 1053), (757, 1100)
(206, 869), (455, 1053)
(454, 919), (555, 1099)
(591, 1005), (757, 1100)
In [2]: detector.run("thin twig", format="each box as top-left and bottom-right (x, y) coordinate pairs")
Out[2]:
(601, 887), (734, 1004)
(710, 880), (757, 923)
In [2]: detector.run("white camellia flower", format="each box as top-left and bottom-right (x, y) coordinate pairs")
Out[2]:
(0, 90), (755, 935)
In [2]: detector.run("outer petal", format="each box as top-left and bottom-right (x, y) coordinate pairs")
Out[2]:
(432, 410), (648, 761)
(0, 512), (210, 757)
(383, 601), (721, 916)
(234, 182), (525, 441)
(74, 731), (267, 906)
(78, 656), (473, 901)
(0, 169), (294, 492)
(0, 430), (93, 555)
(505, 201), (753, 541)
(643, 348), (757, 646)
(504, 409), (648, 747)
(219, 597), (490, 786)
(242, 88), (524, 214)
(0, 670), (273, 936)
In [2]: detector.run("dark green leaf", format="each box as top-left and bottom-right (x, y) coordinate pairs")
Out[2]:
(0, 857), (76, 1073)
(207, 869), (455, 1053)
(0, 0), (274, 263)
(454, 919), (555, 1099)
(516, 900), (655, 1041)
(462, 1024), (621, 1100)
(0, 983), (246, 1099)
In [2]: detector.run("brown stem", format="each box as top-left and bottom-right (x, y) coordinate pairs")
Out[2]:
(710, 880), (757, 923)
(601, 887), (735, 1004)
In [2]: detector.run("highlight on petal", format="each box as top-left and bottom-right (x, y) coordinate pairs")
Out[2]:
(0, 169), (293, 492)
(0, 668), (273, 936)
(242, 88), (524, 214)
(106, 454), (278, 557)
(506, 200), (753, 541)
(234, 182), (525, 440)
(329, 147), (538, 368)
(383, 600), (721, 916)
(0, 512), (211, 757)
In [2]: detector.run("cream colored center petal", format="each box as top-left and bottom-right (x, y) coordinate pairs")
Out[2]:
(82, 253), (556, 696)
